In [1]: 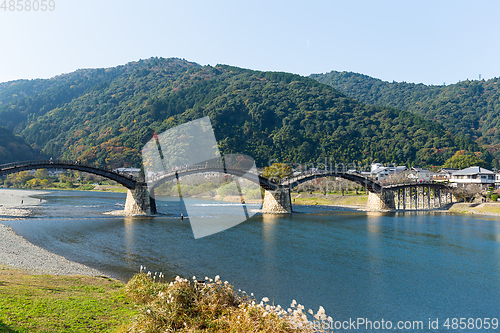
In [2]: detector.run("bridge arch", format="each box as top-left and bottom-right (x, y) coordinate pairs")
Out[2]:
(0, 160), (139, 189)
(1, 161), (454, 214)
(281, 171), (382, 193)
(147, 165), (278, 192)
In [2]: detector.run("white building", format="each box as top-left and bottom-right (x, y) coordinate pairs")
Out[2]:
(408, 167), (433, 181)
(495, 174), (500, 188)
(370, 164), (408, 181)
(450, 166), (495, 189)
(371, 163), (383, 173)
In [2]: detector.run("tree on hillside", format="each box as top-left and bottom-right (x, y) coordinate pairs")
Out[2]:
(442, 151), (488, 169)
(34, 169), (49, 180)
(263, 163), (292, 181)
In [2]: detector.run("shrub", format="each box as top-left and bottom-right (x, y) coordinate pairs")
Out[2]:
(217, 182), (239, 197)
(121, 272), (325, 332)
(492, 194), (498, 202)
(245, 188), (264, 200)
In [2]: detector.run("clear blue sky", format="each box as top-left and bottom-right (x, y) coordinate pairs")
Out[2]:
(1, 0), (499, 85)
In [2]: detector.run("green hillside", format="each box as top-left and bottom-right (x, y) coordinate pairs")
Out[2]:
(0, 127), (38, 164)
(0, 79), (64, 106)
(0, 58), (484, 169)
(310, 71), (500, 165)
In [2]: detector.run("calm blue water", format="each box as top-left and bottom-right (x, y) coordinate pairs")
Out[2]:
(3, 189), (500, 331)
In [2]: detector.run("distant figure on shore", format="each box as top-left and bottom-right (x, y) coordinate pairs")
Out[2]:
(181, 213), (184, 221)
(21, 200), (23, 205)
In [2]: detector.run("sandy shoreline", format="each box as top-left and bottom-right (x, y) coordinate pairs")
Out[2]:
(0, 188), (107, 277)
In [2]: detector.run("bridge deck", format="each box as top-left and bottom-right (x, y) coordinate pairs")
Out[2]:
(0, 160), (139, 189)
(0, 161), (452, 195)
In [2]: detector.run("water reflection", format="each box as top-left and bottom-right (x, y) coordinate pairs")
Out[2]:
(123, 217), (135, 265)
(261, 213), (280, 282)
(262, 213), (279, 242)
(365, 212), (387, 308)
(366, 212), (383, 234)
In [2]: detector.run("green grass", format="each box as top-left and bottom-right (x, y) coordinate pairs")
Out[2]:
(91, 186), (128, 193)
(449, 203), (500, 215)
(471, 206), (500, 215)
(0, 267), (137, 332)
(292, 195), (368, 206)
(45, 183), (96, 191)
(294, 190), (366, 195)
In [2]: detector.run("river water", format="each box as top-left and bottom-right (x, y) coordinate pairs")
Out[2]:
(3, 189), (500, 330)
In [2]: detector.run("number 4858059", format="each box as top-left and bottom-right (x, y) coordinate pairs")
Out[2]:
(1, 0), (56, 11)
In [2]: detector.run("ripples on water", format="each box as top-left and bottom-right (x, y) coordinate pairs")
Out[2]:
(4, 189), (500, 330)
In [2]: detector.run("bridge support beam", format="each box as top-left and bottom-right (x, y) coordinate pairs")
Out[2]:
(367, 190), (395, 211)
(261, 188), (292, 214)
(124, 184), (155, 215)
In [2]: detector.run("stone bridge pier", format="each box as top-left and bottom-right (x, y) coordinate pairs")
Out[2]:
(124, 184), (156, 215)
(367, 190), (396, 211)
(261, 187), (292, 214)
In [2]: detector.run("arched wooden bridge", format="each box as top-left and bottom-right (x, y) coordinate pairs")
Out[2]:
(147, 164), (277, 191)
(0, 160), (454, 213)
(280, 170), (383, 192)
(0, 160), (139, 189)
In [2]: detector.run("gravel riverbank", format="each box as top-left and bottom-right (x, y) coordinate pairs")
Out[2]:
(0, 189), (107, 277)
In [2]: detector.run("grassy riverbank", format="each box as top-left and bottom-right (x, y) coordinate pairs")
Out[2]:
(0, 267), (137, 332)
(0, 268), (319, 333)
(292, 193), (368, 207)
(43, 184), (128, 193)
(293, 193), (500, 217)
(449, 202), (500, 216)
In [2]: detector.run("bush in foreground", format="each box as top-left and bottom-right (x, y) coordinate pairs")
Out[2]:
(122, 272), (328, 332)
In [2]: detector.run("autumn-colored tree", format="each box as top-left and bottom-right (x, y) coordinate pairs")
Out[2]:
(34, 169), (49, 180)
(263, 163), (292, 181)
(13, 171), (32, 187)
(27, 178), (42, 188)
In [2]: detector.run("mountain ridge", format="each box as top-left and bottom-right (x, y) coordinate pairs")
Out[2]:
(310, 70), (500, 167)
(0, 58), (485, 168)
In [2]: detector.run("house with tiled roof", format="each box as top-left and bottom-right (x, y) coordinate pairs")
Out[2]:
(408, 167), (433, 181)
(433, 168), (459, 182)
(450, 166), (495, 189)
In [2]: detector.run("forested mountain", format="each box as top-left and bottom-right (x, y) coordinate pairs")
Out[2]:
(0, 79), (62, 106)
(0, 127), (38, 164)
(310, 71), (500, 164)
(0, 58), (486, 169)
